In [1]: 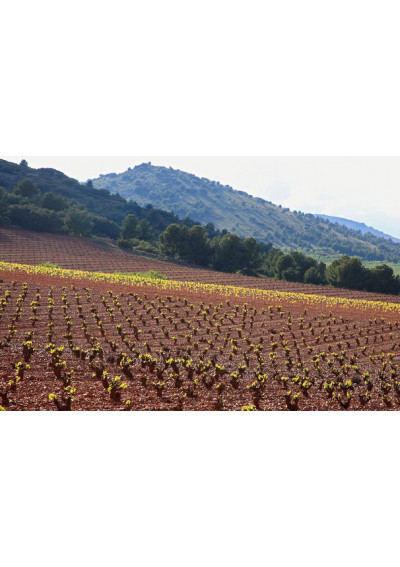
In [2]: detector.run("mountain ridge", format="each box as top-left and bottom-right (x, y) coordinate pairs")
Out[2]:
(313, 213), (400, 243)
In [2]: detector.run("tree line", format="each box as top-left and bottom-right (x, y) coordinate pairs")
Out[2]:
(158, 225), (400, 295)
(263, 249), (400, 294)
(158, 223), (262, 274)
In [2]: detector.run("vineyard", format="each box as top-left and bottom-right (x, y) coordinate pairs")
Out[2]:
(2, 227), (400, 303)
(2, 260), (400, 410)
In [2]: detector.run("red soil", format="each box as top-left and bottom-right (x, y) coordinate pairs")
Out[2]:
(1, 227), (400, 304)
(1, 268), (400, 411)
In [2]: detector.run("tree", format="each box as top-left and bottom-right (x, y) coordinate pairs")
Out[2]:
(187, 225), (211, 266)
(304, 263), (327, 285)
(0, 187), (10, 224)
(41, 192), (68, 212)
(211, 233), (246, 273)
(263, 247), (284, 278)
(13, 179), (40, 200)
(274, 251), (323, 283)
(242, 237), (262, 275)
(290, 251), (316, 275)
(64, 206), (94, 237)
(367, 264), (400, 294)
(159, 224), (182, 258)
(136, 218), (152, 241)
(205, 222), (219, 238)
(0, 186), (9, 207)
(91, 216), (120, 239)
(326, 256), (367, 290)
(275, 254), (296, 280)
(8, 204), (62, 232)
(121, 214), (138, 239)
(20, 159), (28, 167)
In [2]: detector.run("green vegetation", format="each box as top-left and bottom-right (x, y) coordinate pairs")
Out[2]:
(0, 159), (189, 238)
(263, 248), (327, 285)
(92, 162), (400, 263)
(314, 214), (400, 243)
(113, 270), (167, 280)
(13, 179), (41, 200)
(2, 159), (400, 296)
(64, 206), (94, 237)
(363, 260), (400, 277)
(326, 256), (400, 294)
(7, 204), (61, 233)
(39, 262), (61, 269)
(121, 214), (139, 239)
(264, 250), (400, 295)
(159, 224), (263, 275)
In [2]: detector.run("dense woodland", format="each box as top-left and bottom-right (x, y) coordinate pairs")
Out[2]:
(1, 160), (400, 296)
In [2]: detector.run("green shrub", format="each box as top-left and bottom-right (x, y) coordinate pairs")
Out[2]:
(39, 262), (61, 269)
(132, 239), (159, 254)
(117, 238), (133, 250)
(113, 270), (167, 280)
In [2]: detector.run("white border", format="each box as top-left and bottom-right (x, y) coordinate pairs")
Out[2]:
(1, 1), (400, 565)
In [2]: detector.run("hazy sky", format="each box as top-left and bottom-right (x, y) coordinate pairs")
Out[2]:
(4, 156), (400, 238)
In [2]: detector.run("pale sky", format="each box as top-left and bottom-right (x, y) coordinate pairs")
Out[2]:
(3, 156), (400, 238)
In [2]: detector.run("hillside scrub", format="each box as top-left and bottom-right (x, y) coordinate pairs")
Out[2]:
(92, 162), (400, 263)
(0, 159), (189, 236)
(0, 173), (196, 242)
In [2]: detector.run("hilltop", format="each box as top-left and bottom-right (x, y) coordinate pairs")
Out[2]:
(92, 162), (400, 262)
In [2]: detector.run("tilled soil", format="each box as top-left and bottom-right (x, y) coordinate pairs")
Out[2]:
(1, 226), (400, 304)
(1, 268), (400, 411)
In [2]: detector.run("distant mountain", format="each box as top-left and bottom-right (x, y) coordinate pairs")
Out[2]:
(92, 162), (400, 262)
(313, 214), (400, 243)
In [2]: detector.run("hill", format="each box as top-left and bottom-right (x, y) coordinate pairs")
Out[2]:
(92, 162), (400, 262)
(314, 214), (400, 243)
(0, 158), (184, 236)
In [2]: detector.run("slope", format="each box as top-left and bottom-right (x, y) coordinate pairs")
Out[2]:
(0, 158), (182, 234)
(1, 226), (400, 304)
(92, 162), (400, 262)
(314, 214), (400, 243)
